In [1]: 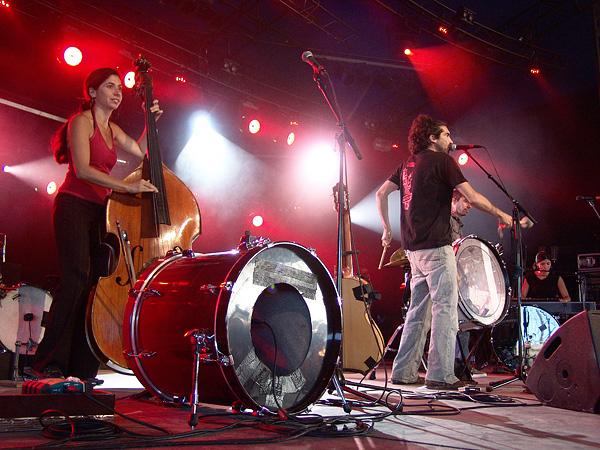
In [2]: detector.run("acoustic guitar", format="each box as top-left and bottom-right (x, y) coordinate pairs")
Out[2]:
(332, 184), (384, 374)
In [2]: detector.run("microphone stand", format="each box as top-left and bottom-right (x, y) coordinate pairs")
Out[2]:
(310, 65), (362, 413)
(456, 150), (537, 391)
(582, 198), (600, 221)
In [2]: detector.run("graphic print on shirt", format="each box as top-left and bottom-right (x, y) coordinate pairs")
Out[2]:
(402, 162), (415, 211)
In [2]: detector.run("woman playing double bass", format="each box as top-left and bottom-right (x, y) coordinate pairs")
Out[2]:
(32, 68), (161, 380)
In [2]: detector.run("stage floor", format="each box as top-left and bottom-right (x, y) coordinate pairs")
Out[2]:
(1, 363), (598, 450)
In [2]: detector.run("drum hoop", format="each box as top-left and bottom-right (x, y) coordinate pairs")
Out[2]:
(455, 235), (511, 327)
(215, 241), (341, 413)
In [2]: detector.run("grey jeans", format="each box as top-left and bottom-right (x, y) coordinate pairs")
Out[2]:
(391, 245), (460, 384)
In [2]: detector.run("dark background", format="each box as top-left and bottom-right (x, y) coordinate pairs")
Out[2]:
(1, 0), (599, 341)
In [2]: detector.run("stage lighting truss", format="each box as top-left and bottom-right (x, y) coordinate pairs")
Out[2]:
(373, 0), (570, 74)
(456, 6), (476, 25)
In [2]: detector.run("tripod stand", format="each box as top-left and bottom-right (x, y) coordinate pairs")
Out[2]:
(308, 54), (366, 413)
(457, 149), (536, 391)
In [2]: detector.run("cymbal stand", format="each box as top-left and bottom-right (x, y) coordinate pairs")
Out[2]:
(12, 341), (22, 381)
(309, 56), (363, 413)
(456, 149), (536, 391)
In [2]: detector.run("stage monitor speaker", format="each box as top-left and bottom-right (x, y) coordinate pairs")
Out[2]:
(526, 310), (600, 414)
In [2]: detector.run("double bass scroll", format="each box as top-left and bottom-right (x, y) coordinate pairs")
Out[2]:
(86, 55), (201, 374)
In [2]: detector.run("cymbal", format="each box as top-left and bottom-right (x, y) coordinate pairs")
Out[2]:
(383, 248), (409, 268)
(383, 259), (410, 268)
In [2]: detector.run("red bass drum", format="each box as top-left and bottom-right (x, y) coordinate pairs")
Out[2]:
(123, 241), (341, 413)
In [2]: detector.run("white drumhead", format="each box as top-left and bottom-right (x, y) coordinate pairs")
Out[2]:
(0, 285), (52, 354)
(455, 236), (510, 328)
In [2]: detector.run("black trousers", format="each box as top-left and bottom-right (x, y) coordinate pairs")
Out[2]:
(33, 192), (106, 379)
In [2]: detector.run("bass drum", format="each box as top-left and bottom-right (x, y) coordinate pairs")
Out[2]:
(123, 242), (341, 413)
(0, 285), (52, 354)
(454, 235), (510, 331)
(492, 305), (560, 371)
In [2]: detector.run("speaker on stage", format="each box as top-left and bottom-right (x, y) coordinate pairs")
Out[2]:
(526, 310), (600, 414)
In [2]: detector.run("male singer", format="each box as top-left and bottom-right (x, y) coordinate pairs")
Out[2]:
(376, 114), (512, 390)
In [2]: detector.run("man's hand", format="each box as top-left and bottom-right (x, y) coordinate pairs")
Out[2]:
(498, 216), (534, 238)
(381, 228), (392, 247)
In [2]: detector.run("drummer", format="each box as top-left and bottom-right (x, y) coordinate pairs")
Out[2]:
(450, 190), (471, 243)
(450, 190), (479, 379)
(522, 251), (571, 302)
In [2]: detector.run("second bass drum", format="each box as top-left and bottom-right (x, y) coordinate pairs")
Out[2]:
(454, 235), (511, 331)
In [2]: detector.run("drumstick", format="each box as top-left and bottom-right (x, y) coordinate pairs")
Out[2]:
(378, 246), (388, 270)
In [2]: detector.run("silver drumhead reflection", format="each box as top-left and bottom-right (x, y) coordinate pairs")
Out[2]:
(455, 236), (510, 329)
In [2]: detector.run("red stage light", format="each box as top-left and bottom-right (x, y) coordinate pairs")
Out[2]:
(124, 71), (136, 89)
(252, 214), (264, 227)
(530, 68), (540, 75)
(457, 152), (469, 166)
(439, 26), (448, 34)
(248, 119), (261, 134)
(175, 76), (186, 83)
(1, 1), (9, 8)
(404, 48), (414, 56)
(63, 47), (83, 66)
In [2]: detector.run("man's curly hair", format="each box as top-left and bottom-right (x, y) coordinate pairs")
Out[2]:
(408, 114), (447, 154)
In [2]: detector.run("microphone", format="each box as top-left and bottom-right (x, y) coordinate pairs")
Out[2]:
(449, 144), (483, 151)
(576, 196), (600, 201)
(302, 51), (329, 76)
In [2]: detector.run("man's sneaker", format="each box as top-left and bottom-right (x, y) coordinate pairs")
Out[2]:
(390, 376), (425, 385)
(425, 379), (468, 390)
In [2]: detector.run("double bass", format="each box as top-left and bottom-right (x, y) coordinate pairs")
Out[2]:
(332, 184), (384, 374)
(86, 56), (201, 373)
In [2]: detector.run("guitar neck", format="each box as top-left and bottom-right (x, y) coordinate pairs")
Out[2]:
(341, 209), (353, 277)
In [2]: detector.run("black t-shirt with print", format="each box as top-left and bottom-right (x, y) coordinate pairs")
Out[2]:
(389, 150), (467, 251)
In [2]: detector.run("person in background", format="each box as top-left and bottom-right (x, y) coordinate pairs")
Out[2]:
(449, 189), (480, 380)
(30, 68), (160, 381)
(450, 189), (471, 243)
(522, 251), (571, 302)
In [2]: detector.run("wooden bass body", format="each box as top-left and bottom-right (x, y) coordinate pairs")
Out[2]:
(87, 162), (201, 373)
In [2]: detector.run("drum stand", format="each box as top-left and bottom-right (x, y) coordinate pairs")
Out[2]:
(366, 322), (429, 380)
(186, 328), (233, 428)
(367, 269), (418, 380)
(459, 150), (537, 392)
(12, 341), (23, 381)
(310, 57), (364, 414)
